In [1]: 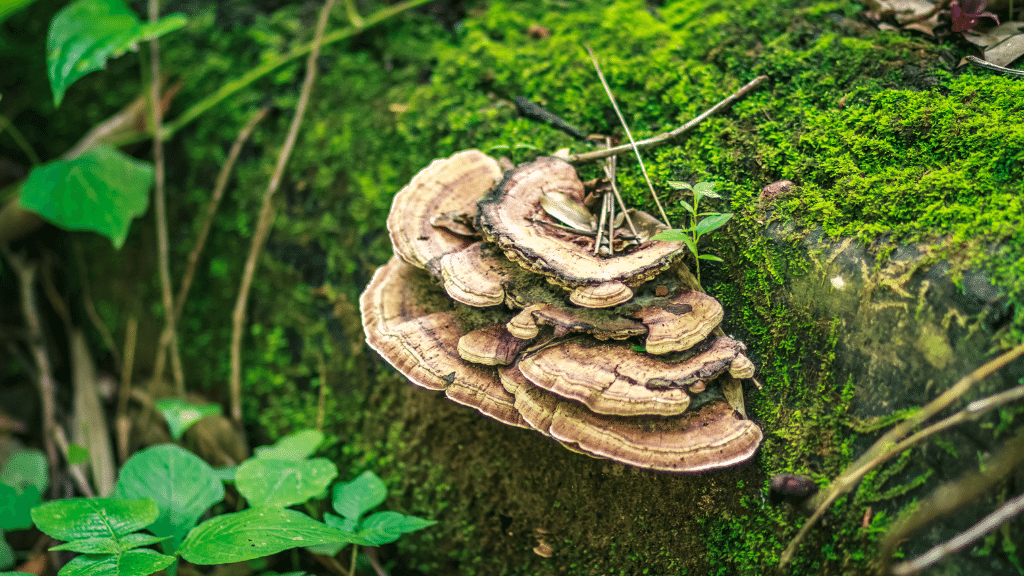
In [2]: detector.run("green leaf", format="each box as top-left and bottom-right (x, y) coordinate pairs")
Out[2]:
(58, 549), (174, 576)
(19, 146), (152, 248)
(51, 533), (169, 553)
(678, 199), (695, 216)
(0, 483), (40, 530)
(667, 181), (692, 190)
(650, 229), (690, 242)
(323, 513), (358, 534)
(67, 444), (90, 466)
(212, 466), (236, 483)
(698, 254), (724, 262)
(308, 514), (362, 555)
(31, 498), (158, 542)
(153, 399), (221, 440)
(693, 212), (733, 237)
(356, 511), (436, 546)
(178, 508), (357, 565)
(47, 0), (186, 106)
(113, 445), (225, 548)
(679, 235), (698, 258)
(235, 458), (337, 508)
(332, 471), (387, 521)
(1, 448), (48, 493)
(253, 430), (325, 461)
(693, 181), (719, 197)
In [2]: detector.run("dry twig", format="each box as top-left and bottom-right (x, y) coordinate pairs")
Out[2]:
(148, 0), (184, 394)
(116, 314), (138, 463)
(567, 75), (768, 165)
(585, 44), (669, 226)
(229, 0), (337, 423)
(73, 240), (120, 367)
(778, 341), (1024, 570)
(3, 250), (59, 478)
(172, 107), (271, 322)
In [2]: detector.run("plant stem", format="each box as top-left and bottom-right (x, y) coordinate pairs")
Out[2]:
(567, 75), (768, 164)
(229, 0), (336, 423)
(149, 0), (185, 394)
(160, 0), (437, 139)
(349, 544), (359, 576)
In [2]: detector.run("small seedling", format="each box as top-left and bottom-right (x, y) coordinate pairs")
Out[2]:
(651, 181), (733, 287)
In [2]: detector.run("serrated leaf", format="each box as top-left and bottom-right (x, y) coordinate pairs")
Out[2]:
(19, 146), (152, 249)
(153, 399), (221, 440)
(1, 448), (48, 493)
(58, 549), (173, 576)
(332, 471), (387, 521)
(49, 536), (118, 554)
(356, 511), (436, 546)
(650, 229), (689, 242)
(694, 213), (733, 237)
(113, 445), (224, 548)
(253, 430), (324, 461)
(235, 458), (337, 508)
(47, 0), (186, 106)
(31, 498), (158, 542)
(0, 483), (40, 530)
(178, 508), (357, 565)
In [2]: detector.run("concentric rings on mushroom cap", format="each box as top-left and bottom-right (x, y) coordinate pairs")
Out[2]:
(387, 149), (503, 273)
(499, 364), (763, 473)
(477, 156), (688, 307)
(359, 256), (528, 429)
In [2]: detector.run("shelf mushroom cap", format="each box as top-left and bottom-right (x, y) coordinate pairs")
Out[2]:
(516, 336), (751, 417)
(359, 256), (528, 429)
(632, 289), (724, 355)
(387, 149), (503, 272)
(438, 242), (519, 307)
(477, 156), (686, 307)
(499, 364), (763, 473)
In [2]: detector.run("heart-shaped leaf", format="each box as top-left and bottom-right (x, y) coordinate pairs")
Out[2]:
(235, 458), (337, 508)
(253, 430), (325, 461)
(332, 471), (387, 521)
(47, 0), (186, 106)
(153, 399), (221, 440)
(19, 145), (152, 249)
(114, 444), (225, 548)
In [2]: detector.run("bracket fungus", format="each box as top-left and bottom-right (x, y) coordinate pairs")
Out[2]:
(361, 150), (763, 473)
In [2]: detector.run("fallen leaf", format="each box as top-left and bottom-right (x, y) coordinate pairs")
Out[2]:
(983, 28), (1024, 65)
(962, 20), (1024, 46)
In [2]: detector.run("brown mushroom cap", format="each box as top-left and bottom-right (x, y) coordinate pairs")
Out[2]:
(477, 157), (686, 305)
(388, 150), (503, 272)
(359, 256), (528, 428)
(516, 336), (750, 416)
(439, 242), (518, 307)
(499, 365), (763, 472)
(633, 289), (724, 355)
(506, 302), (646, 341)
(458, 323), (527, 366)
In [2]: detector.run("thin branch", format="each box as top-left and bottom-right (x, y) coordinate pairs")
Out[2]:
(965, 55), (1024, 77)
(0, 113), (42, 165)
(160, 0), (437, 139)
(116, 314), (138, 463)
(173, 107), (271, 322)
(229, 0), (336, 423)
(3, 249), (59, 479)
(567, 75), (768, 165)
(364, 547), (390, 576)
(585, 44), (668, 225)
(52, 426), (95, 498)
(779, 341), (1024, 570)
(148, 0), (184, 394)
(891, 491), (1024, 576)
(73, 240), (120, 368)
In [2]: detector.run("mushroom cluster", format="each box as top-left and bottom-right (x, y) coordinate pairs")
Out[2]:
(360, 150), (763, 472)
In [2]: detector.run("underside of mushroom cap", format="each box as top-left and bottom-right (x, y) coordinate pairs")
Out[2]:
(388, 149), (503, 272)
(477, 156), (686, 298)
(359, 256), (528, 428)
(499, 365), (763, 472)
(516, 336), (750, 416)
